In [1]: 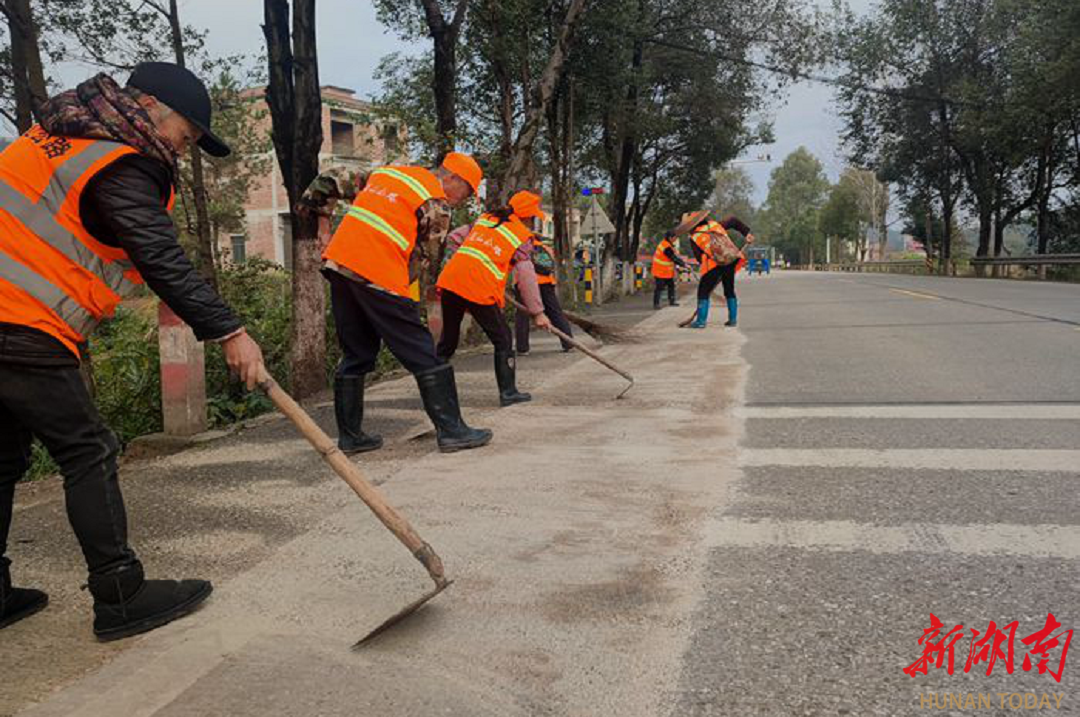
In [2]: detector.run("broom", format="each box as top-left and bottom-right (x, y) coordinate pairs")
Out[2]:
(562, 310), (641, 343)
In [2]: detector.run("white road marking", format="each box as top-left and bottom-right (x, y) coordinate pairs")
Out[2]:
(704, 518), (1080, 559)
(889, 287), (940, 300)
(739, 448), (1080, 472)
(738, 404), (1080, 420)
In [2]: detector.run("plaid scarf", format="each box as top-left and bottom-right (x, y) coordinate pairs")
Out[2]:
(38, 73), (179, 175)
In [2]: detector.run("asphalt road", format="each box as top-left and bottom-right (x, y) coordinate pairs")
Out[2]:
(6, 272), (1078, 716)
(674, 271), (1080, 715)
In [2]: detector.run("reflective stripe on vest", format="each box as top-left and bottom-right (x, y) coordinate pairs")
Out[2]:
(475, 218), (524, 250)
(0, 128), (151, 353)
(456, 245), (506, 281)
(653, 239), (676, 278)
(370, 167), (437, 202)
(322, 165), (445, 298)
(346, 205), (410, 251)
(437, 214), (531, 306)
(693, 228), (719, 273)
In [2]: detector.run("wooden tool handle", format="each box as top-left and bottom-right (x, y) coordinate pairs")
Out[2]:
(258, 370), (447, 586)
(543, 323), (634, 384)
(511, 298), (633, 384)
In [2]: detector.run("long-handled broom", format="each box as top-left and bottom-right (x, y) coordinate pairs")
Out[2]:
(258, 369), (451, 648)
(512, 300), (634, 398)
(562, 310), (640, 343)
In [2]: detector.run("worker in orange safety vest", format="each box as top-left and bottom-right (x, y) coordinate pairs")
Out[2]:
(436, 190), (552, 406)
(299, 152), (492, 455)
(651, 230), (688, 309)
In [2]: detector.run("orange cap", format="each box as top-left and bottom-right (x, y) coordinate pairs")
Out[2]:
(441, 151), (483, 194)
(509, 190), (547, 221)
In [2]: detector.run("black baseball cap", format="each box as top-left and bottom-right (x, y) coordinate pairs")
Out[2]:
(126, 62), (230, 157)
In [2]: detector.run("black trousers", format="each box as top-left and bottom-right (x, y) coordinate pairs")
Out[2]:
(697, 262), (737, 301)
(0, 362), (138, 578)
(328, 271), (441, 377)
(515, 284), (574, 352)
(653, 277), (677, 306)
(437, 289), (513, 361)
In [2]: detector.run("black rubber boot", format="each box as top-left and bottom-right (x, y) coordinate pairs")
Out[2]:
(89, 563), (212, 642)
(494, 350), (531, 406)
(334, 376), (383, 454)
(0, 560), (48, 630)
(415, 365), (493, 453)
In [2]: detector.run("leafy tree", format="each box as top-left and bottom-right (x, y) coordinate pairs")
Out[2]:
(758, 147), (829, 265)
(709, 166), (756, 227)
(818, 173), (862, 262)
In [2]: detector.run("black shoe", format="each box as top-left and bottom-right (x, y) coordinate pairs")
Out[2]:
(334, 376), (383, 454)
(494, 350), (531, 406)
(415, 365), (493, 453)
(0, 562), (48, 630)
(653, 304), (662, 310)
(89, 563), (212, 642)
(669, 301), (680, 307)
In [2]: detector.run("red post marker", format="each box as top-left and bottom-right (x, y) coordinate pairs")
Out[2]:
(158, 303), (208, 436)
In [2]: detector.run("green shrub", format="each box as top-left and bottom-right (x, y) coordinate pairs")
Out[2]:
(23, 261), (414, 480)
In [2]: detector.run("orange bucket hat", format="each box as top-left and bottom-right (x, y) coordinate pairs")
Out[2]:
(441, 151), (483, 194)
(509, 190), (547, 221)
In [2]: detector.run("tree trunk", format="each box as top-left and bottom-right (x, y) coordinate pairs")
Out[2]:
(5, 0), (48, 133)
(263, 0), (326, 399)
(154, 0), (220, 290)
(498, 0), (588, 203)
(420, 0), (469, 159)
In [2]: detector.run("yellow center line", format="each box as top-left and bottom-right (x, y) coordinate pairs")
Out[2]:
(890, 288), (941, 301)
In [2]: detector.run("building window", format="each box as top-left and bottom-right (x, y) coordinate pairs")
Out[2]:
(230, 234), (247, 264)
(382, 124), (399, 157)
(331, 120), (354, 156)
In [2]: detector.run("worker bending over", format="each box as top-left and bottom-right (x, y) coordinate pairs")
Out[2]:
(299, 153), (492, 454)
(0, 63), (266, 639)
(684, 211), (753, 328)
(514, 236), (574, 354)
(436, 190), (552, 406)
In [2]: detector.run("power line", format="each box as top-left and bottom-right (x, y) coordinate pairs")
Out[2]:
(644, 37), (973, 107)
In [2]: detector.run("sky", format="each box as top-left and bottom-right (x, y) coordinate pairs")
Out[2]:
(53, 0), (868, 205)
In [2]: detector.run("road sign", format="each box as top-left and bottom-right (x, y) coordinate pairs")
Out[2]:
(580, 196), (615, 234)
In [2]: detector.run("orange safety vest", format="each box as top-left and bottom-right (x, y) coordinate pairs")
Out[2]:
(0, 125), (171, 357)
(533, 240), (556, 286)
(437, 213), (532, 307)
(652, 238), (677, 279)
(692, 220), (732, 275)
(322, 165), (446, 298)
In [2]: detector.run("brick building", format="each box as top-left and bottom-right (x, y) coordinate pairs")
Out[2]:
(223, 85), (405, 268)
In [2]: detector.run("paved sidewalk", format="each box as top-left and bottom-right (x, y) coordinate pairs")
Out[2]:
(5, 287), (748, 716)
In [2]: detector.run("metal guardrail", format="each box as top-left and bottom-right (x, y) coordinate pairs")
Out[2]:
(970, 254), (1080, 267)
(809, 254), (1080, 280)
(814, 260), (928, 273)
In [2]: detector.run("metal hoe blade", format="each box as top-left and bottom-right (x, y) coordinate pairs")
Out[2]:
(353, 580), (454, 648)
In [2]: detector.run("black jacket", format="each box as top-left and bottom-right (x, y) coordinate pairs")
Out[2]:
(0, 154), (241, 364)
